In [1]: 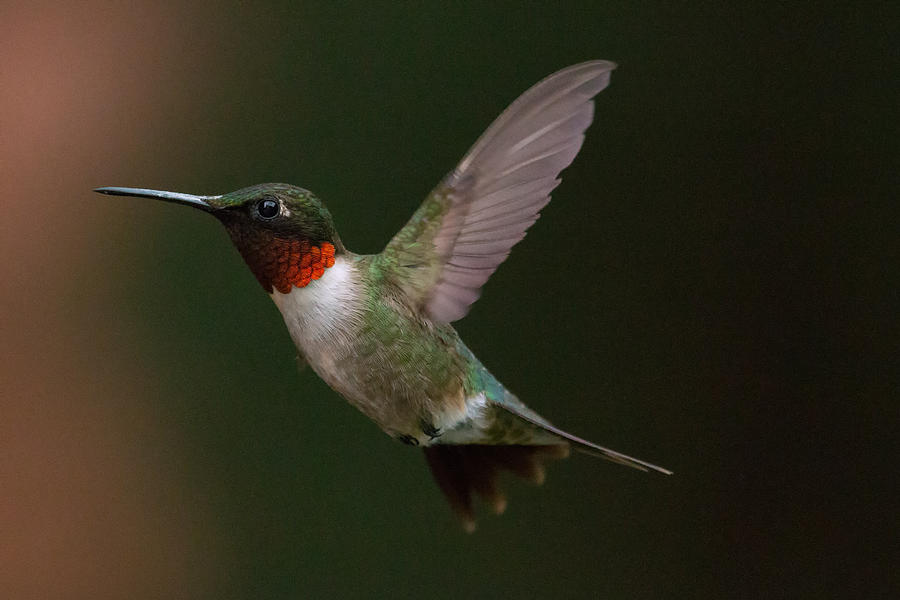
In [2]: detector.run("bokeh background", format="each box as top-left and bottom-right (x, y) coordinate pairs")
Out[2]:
(1, 2), (894, 599)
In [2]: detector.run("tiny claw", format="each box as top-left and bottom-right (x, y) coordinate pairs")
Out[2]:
(420, 420), (442, 440)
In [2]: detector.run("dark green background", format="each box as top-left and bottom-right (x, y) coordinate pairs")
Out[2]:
(81, 3), (892, 598)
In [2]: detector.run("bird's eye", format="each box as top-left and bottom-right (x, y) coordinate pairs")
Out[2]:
(256, 198), (279, 219)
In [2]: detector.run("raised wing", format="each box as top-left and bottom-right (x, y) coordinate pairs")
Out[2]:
(380, 60), (616, 322)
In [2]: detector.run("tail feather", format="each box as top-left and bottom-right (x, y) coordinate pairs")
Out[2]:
(422, 398), (671, 530)
(423, 444), (569, 532)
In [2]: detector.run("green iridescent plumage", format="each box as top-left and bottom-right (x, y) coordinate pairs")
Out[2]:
(96, 61), (671, 529)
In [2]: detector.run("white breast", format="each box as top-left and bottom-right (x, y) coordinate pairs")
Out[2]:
(270, 257), (362, 360)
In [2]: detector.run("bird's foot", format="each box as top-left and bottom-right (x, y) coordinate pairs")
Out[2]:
(420, 420), (443, 441)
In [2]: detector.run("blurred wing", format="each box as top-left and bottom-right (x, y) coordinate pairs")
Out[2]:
(380, 60), (616, 322)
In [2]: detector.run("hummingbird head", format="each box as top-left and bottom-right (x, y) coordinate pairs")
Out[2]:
(96, 183), (344, 294)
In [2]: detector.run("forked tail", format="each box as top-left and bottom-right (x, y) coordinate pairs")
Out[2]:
(423, 444), (570, 532)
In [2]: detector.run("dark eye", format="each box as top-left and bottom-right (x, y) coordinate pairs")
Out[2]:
(256, 198), (279, 219)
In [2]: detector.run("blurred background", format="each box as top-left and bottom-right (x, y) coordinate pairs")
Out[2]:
(0, 2), (894, 599)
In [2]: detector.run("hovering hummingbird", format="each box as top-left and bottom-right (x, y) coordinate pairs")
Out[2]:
(97, 60), (670, 530)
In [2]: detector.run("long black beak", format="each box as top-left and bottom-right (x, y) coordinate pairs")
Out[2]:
(94, 187), (221, 211)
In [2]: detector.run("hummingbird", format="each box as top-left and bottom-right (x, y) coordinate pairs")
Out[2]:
(96, 60), (670, 530)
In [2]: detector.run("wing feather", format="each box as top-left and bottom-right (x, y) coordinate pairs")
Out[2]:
(380, 61), (616, 322)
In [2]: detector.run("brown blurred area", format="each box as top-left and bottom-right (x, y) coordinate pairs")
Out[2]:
(0, 5), (230, 598)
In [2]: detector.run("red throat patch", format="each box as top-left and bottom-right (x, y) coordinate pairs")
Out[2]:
(240, 237), (336, 294)
(271, 240), (336, 294)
